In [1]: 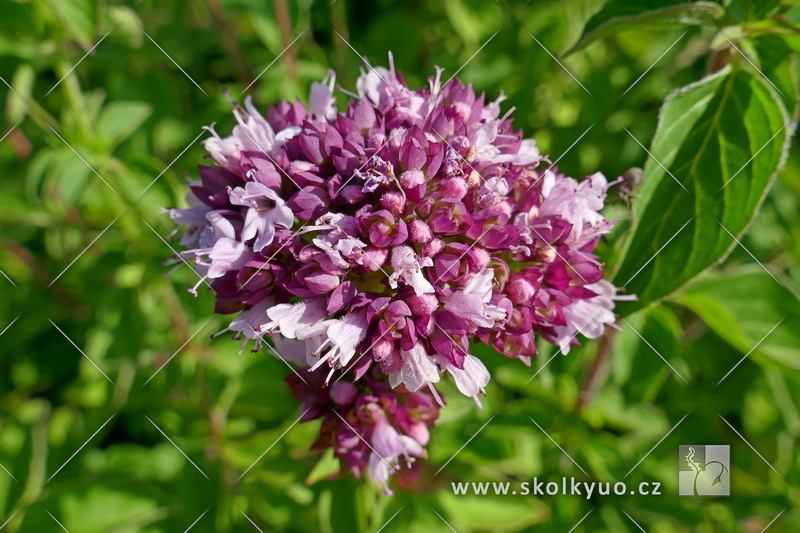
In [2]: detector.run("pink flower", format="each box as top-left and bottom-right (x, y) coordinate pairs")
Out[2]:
(368, 416), (425, 494)
(553, 280), (636, 355)
(442, 269), (506, 329)
(388, 245), (434, 296)
(286, 369), (440, 494)
(539, 171), (616, 248)
(205, 96), (300, 168)
(309, 70), (337, 121)
(262, 299), (328, 339)
(229, 182), (294, 252)
(207, 238), (252, 279)
(435, 353), (491, 408)
(389, 341), (440, 396)
(165, 196), (211, 248)
(308, 308), (369, 383)
(357, 207), (408, 248)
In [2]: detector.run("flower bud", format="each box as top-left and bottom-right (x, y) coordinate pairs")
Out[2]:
(373, 339), (403, 373)
(506, 275), (537, 304)
(389, 127), (407, 151)
(441, 178), (468, 200)
(405, 422), (430, 446)
(330, 382), (358, 405)
(380, 190), (406, 215)
(287, 160), (317, 174)
(423, 237), (445, 258)
(400, 170), (425, 190)
(368, 132), (387, 149)
(408, 218), (433, 243)
(471, 246), (491, 270)
(340, 184), (367, 205)
(360, 246), (389, 271)
(296, 264), (340, 294)
(406, 293), (439, 315)
(537, 247), (556, 263)
(358, 209), (408, 247)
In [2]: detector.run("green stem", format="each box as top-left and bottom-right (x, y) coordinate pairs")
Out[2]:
(7, 406), (51, 533)
(54, 58), (92, 141)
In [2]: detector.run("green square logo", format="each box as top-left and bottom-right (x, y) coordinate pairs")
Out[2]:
(679, 445), (730, 497)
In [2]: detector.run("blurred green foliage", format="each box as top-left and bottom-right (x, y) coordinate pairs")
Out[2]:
(1, 0), (800, 532)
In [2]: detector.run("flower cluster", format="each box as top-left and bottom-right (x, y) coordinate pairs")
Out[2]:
(287, 366), (439, 494)
(168, 54), (631, 492)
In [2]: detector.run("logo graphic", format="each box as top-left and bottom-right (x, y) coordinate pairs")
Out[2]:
(679, 445), (729, 500)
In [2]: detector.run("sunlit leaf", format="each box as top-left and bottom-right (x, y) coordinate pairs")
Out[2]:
(612, 66), (790, 314)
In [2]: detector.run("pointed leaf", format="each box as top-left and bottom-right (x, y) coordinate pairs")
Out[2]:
(612, 67), (790, 315)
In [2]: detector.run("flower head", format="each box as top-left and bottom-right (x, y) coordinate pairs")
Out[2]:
(168, 54), (632, 493)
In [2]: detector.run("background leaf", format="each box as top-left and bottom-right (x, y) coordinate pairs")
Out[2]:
(750, 34), (800, 119)
(727, 0), (782, 23)
(673, 267), (800, 376)
(569, 0), (725, 53)
(95, 102), (152, 150)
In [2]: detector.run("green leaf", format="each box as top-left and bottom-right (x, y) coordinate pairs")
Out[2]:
(569, 0), (725, 53)
(57, 484), (167, 533)
(673, 267), (800, 376)
(44, 0), (95, 48)
(50, 151), (92, 205)
(26, 148), (59, 200)
(750, 34), (800, 120)
(106, 6), (144, 48)
(612, 66), (790, 315)
(444, 0), (503, 45)
(727, 0), (781, 23)
(84, 443), (185, 483)
(787, 5), (800, 26)
(612, 305), (686, 399)
(0, 0), (35, 38)
(5, 63), (34, 123)
(305, 448), (340, 485)
(95, 101), (152, 150)
(436, 493), (549, 531)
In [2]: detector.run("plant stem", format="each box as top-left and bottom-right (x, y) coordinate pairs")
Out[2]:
(272, 0), (297, 80)
(206, 0), (252, 87)
(576, 328), (616, 411)
(7, 405), (51, 533)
